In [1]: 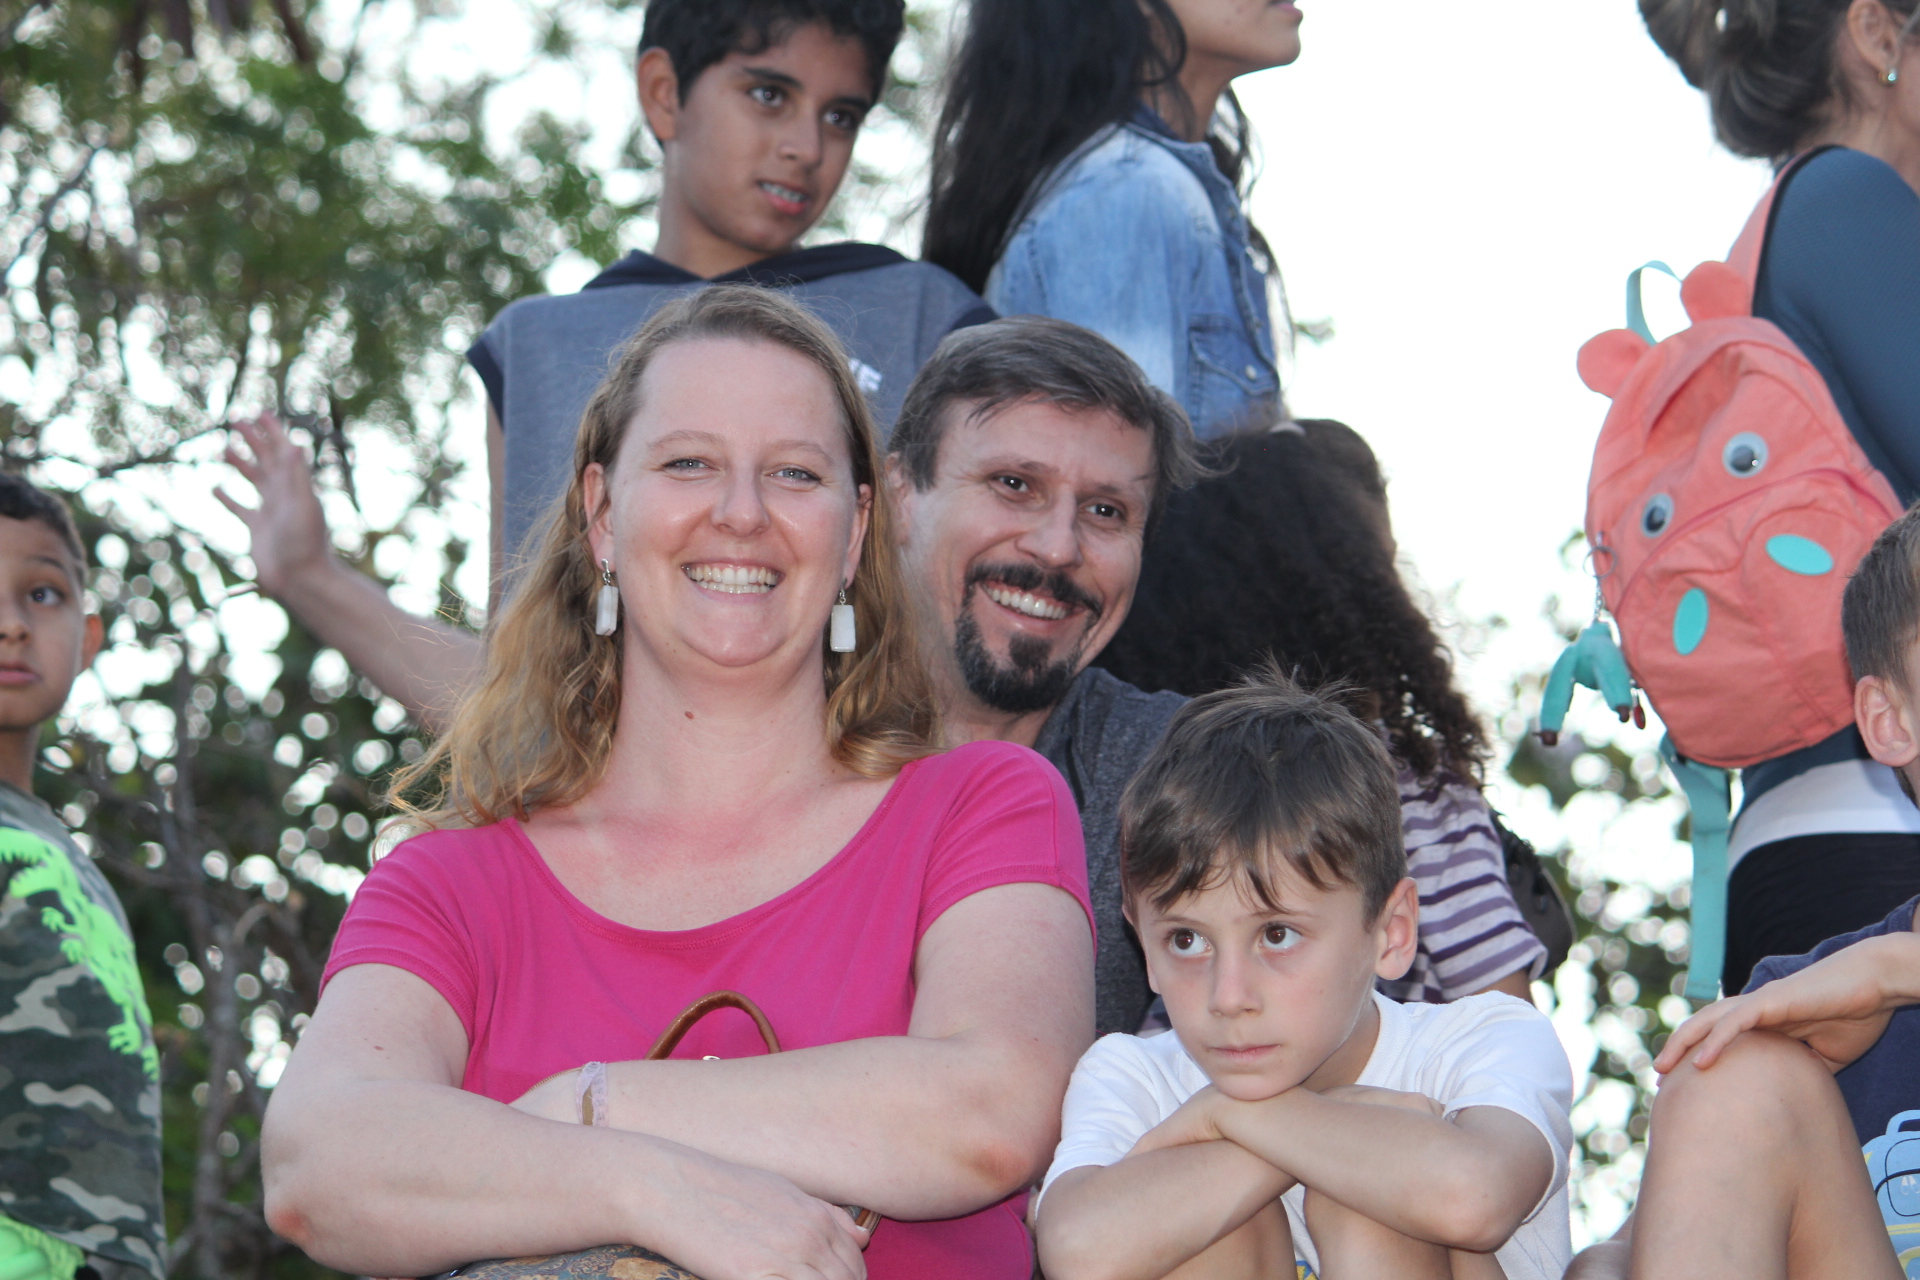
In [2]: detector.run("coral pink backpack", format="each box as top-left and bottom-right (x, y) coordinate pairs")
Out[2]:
(1577, 154), (1900, 771)
(1571, 151), (1900, 998)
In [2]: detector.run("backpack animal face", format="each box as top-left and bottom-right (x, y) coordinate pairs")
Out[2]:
(1578, 255), (1899, 769)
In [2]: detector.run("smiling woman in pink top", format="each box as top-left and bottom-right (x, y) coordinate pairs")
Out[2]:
(258, 286), (1096, 1280)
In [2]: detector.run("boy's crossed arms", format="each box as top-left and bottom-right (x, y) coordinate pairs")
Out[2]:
(1034, 669), (1574, 1280)
(1043, 1070), (1556, 1280)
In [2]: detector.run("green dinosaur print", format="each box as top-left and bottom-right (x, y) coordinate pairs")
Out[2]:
(0, 830), (156, 1080)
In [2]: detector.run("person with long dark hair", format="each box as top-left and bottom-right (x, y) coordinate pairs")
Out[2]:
(1096, 421), (1549, 1003)
(923, 0), (1298, 438)
(1639, 0), (1920, 994)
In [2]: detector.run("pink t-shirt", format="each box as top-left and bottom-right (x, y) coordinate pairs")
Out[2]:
(323, 740), (1091, 1279)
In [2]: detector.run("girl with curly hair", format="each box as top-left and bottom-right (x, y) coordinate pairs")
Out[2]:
(1096, 420), (1546, 1004)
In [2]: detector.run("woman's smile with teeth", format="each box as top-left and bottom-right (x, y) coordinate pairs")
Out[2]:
(685, 563), (780, 594)
(984, 584), (1070, 620)
(759, 181), (809, 206)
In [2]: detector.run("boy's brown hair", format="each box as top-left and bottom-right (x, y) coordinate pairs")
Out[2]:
(1844, 502), (1920, 690)
(1843, 503), (1920, 802)
(1120, 666), (1407, 921)
(0, 474), (86, 577)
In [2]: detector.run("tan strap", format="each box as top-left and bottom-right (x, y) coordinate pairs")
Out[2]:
(646, 990), (781, 1060)
(575, 1061), (609, 1126)
(644, 992), (879, 1244)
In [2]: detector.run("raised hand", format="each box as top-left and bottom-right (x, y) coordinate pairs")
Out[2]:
(1654, 931), (1920, 1075)
(215, 413), (335, 598)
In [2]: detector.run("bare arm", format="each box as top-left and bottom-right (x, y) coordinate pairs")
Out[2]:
(261, 964), (867, 1280)
(1036, 1143), (1294, 1280)
(1478, 968), (1537, 1001)
(510, 881), (1094, 1219)
(217, 413), (482, 733)
(1143, 1084), (1554, 1253)
(1655, 927), (1920, 1074)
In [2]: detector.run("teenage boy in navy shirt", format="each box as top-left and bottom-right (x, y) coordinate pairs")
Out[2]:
(1567, 508), (1920, 1280)
(219, 0), (987, 732)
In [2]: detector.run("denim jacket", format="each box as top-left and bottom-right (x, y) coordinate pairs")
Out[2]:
(986, 106), (1280, 438)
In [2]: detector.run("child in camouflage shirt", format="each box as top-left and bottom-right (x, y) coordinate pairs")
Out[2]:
(0, 475), (163, 1279)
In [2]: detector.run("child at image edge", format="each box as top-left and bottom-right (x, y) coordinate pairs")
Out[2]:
(1036, 670), (1572, 1280)
(0, 475), (164, 1280)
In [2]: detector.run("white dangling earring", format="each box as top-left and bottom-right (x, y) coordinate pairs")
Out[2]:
(595, 560), (619, 637)
(829, 587), (856, 653)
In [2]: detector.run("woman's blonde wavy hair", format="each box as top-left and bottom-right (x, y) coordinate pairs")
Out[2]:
(392, 285), (941, 829)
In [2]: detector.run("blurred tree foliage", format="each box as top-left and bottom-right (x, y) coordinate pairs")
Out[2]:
(0, 0), (946, 1272)
(1510, 727), (1693, 1236)
(2, 0), (654, 1272)
(1501, 551), (1703, 1241)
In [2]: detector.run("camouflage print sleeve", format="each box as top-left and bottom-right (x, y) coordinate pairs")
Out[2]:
(0, 816), (166, 1280)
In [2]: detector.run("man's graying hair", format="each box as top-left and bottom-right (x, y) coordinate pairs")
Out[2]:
(888, 316), (1202, 523)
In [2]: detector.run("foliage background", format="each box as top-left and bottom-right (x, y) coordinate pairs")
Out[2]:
(2, 0), (1702, 1271)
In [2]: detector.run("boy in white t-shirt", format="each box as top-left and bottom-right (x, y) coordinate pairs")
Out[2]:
(1035, 671), (1573, 1280)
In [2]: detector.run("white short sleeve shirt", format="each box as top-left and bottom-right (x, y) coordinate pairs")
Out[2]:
(1042, 991), (1574, 1280)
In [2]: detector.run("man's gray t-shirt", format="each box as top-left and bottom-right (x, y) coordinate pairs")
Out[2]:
(468, 242), (992, 562)
(1034, 666), (1186, 1036)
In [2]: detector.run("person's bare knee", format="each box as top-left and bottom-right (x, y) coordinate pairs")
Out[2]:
(1304, 1187), (1451, 1280)
(1633, 1029), (1896, 1280)
(1651, 1029), (1833, 1151)
(1161, 1199), (1292, 1280)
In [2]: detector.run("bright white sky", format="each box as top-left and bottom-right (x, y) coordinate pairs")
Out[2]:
(1241, 0), (1773, 719)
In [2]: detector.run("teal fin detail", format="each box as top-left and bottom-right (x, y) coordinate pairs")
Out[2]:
(1673, 588), (1709, 656)
(1765, 534), (1835, 576)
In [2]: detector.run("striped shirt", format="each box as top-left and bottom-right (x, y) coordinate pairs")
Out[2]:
(1377, 770), (1547, 1004)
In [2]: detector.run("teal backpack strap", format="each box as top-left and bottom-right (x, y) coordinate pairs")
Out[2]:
(1659, 734), (1732, 1001)
(1625, 260), (1679, 343)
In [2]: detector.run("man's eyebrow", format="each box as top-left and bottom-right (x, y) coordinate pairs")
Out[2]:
(1080, 474), (1155, 504)
(969, 455), (1152, 503)
(737, 64), (872, 111)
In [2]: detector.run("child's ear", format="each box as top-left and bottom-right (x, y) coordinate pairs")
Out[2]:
(1372, 877), (1420, 983)
(1856, 674), (1920, 772)
(635, 46), (683, 143)
(81, 613), (103, 669)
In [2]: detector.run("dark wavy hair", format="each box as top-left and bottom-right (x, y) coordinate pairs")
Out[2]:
(1094, 420), (1488, 781)
(922, 0), (1266, 294)
(639, 0), (904, 101)
(1640, 0), (1920, 159)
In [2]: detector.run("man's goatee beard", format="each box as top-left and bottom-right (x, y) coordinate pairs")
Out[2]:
(952, 609), (1081, 714)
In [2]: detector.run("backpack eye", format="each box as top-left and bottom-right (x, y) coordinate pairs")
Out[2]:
(1723, 432), (1768, 477)
(1642, 493), (1674, 537)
